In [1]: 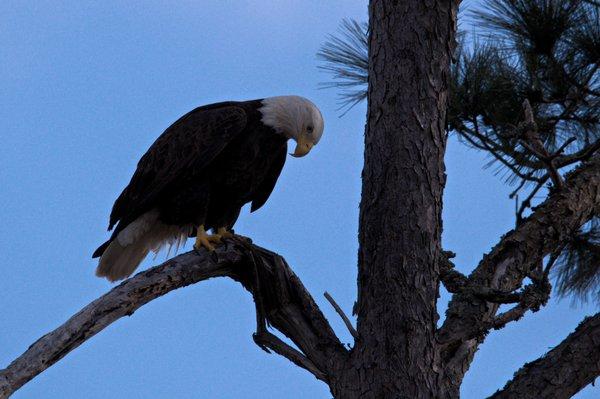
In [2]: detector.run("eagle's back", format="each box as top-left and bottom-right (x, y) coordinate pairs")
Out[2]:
(107, 101), (254, 236)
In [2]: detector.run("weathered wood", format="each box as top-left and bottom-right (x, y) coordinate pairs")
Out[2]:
(324, 291), (358, 340)
(0, 241), (346, 398)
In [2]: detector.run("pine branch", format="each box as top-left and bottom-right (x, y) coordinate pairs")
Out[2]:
(554, 219), (600, 302)
(440, 252), (532, 305)
(486, 279), (552, 331)
(439, 155), (600, 379)
(456, 125), (543, 183)
(516, 177), (548, 225)
(519, 99), (565, 189)
(317, 19), (368, 111)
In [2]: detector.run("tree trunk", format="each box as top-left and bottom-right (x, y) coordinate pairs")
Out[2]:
(329, 1), (457, 398)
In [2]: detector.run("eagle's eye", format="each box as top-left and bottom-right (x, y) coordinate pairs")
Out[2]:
(306, 125), (314, 133)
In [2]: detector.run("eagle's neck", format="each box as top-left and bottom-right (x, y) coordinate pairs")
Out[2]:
(259, 96), (308, 140)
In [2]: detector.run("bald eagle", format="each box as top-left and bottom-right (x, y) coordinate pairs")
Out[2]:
(93, 96), (324, 281)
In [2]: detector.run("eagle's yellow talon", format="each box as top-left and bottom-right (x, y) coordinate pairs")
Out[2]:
(217, 227), (235, 239)
(194, 225), (222, 251)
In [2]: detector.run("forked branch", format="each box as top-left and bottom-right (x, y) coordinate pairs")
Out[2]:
(0, 241), (346, 398)
(440, 155), (600, 379)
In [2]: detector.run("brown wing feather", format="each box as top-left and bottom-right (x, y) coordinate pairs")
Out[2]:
(108, 105), (248, 231)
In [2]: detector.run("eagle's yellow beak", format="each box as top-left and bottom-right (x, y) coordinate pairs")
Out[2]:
(290, 136), (314, 158)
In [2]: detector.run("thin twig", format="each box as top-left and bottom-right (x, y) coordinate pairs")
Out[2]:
(324, 292), (358, 340)
(520, 141), (547, 160)
(509, 177), (529, 199)
(516, 177), (548, 225)
(458, 129), (542, 182)
(556, 139), (600, 168)
(519, 100), (565, 189)
(489, 304), (529, 330)
(543, 244), (566, 281)
(551, 137), (577, 160)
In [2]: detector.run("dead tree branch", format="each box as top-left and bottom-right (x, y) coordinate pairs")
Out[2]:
(0, 241), (346, 398)
(489, 313), (600, 399)
(252, 330), (327, 381)
(324, 291), (358, 341)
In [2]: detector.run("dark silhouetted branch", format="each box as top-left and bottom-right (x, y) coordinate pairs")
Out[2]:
(324, 291), (358, 340)
(487, 279), (551, 332)
(516, 177), (548, 225)
(555, 139), (600, 168)
(519, 100), (565, 189)
(252, 330), (327, 382)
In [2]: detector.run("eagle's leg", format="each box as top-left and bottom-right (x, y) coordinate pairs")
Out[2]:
(194, 225), (222, 252)
(216, 227), (235, 239)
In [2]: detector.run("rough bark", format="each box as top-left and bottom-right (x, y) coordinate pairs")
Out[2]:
(0, 241), (347, 399)
(489, 313), (600, 399)
(329, 1), (458, 398)
(438, 156), (600, 394)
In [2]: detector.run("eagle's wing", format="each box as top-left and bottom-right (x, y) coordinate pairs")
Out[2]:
(250, 147), (287, 212)
(108, 105), (248, 231)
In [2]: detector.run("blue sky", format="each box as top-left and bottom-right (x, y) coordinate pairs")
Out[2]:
(1, 1), (597, 398)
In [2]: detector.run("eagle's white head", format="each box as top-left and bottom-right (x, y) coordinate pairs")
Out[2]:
(260, 95), (324, 157)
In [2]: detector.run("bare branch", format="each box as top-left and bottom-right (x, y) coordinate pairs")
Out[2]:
(509, 176), (530, 199)
(252, 330), (327, 382)
(0, 241), (347, 398)
(552, 137), (578, 160)
(489, 313), (600, 399)
(324, 291), (358, 340)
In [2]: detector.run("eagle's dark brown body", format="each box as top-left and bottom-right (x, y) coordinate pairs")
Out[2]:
(93, 100), (287, 259)
(93, 95), (323, 281)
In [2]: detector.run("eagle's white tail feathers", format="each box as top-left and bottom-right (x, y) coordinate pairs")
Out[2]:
(96, 210), (191, 282)
(95, 239), (150, 282)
